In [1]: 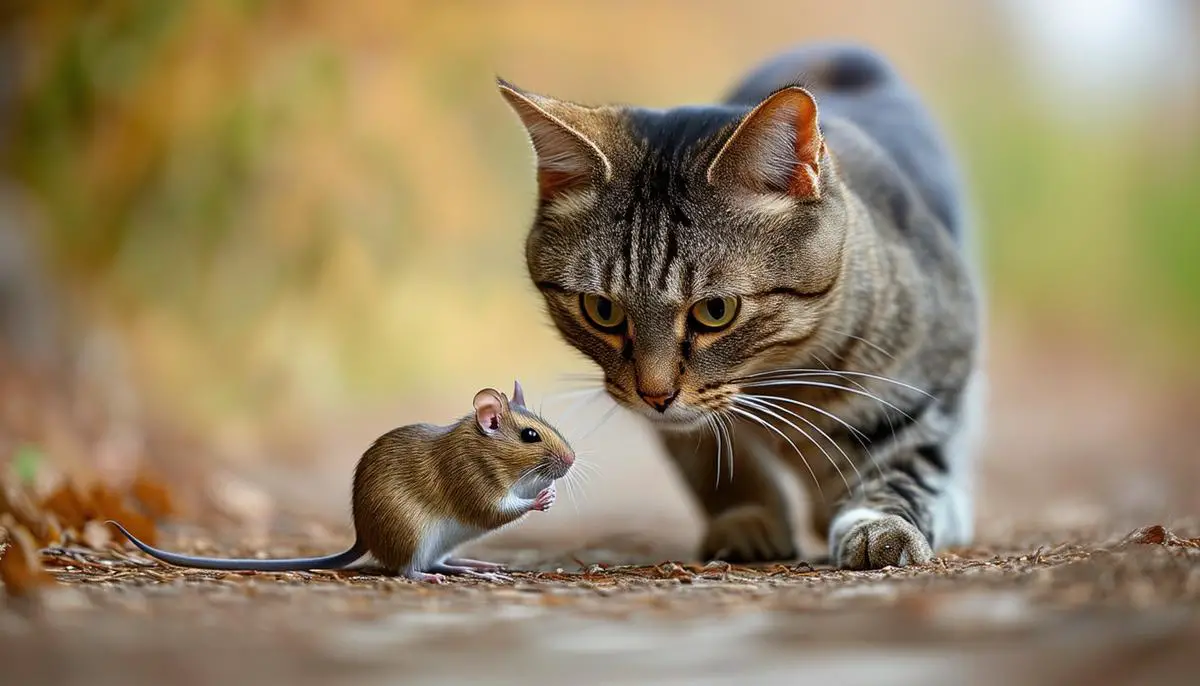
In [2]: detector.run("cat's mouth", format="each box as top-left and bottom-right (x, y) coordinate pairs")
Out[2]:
(603, 382), (727, 432)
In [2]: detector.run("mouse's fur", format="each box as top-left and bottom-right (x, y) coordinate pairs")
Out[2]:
(110, 382), (575, 582)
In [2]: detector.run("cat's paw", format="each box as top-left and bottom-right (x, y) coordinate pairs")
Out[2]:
(701, 505), (796, 563)
(834, 513), (932, 570)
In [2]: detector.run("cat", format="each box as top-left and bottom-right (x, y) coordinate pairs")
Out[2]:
(498, 42), (984, 570)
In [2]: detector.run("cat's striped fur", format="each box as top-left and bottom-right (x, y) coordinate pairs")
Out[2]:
(499, 42), (983, 569)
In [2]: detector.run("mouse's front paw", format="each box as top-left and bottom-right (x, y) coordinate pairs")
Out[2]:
(530, 485), (556, 512)
(834, 514), (932, 570)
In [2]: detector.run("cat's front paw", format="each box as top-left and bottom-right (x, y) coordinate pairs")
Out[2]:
(834, 513), (932, 570)
(701, 505), (796, 563)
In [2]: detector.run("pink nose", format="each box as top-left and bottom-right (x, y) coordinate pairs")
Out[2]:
(639, 390), (678, 413)
(559, 452), (575, 467)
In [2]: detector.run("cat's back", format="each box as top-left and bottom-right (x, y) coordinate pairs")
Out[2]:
(725, 42), (965, 240)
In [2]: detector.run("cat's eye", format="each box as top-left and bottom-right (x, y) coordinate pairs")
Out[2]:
(520, 428), (542, 443)
(689, 296), (740, 331)
(580, 294), (626, 333)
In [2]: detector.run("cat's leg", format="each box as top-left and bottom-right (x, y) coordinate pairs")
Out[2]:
(828, 441), (972, 570)
(658, 426), (797, 563)
(829, 371), (981, 570)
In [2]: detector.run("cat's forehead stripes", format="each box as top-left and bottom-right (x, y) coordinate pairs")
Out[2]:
(595, 107), (742, 304)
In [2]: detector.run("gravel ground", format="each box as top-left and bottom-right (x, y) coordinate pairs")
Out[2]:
(3, 337), (1200, 685)
(3, 529), (1199, 685)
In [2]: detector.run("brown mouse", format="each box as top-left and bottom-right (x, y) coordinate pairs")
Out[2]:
(109, 381), (575, 582)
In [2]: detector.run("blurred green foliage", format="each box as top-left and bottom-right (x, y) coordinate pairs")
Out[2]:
(11, 444), (42, 485)
(5, 1), (1198, 431)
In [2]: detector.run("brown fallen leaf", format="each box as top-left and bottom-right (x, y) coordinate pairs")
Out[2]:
(40, 480), (92, 532)
(1116, 525), (1200, 549)
(130, 472), (176, 519)
(94, 482), (159, 545)
(1, 481), (50, 544)
(81, 520), (112, 550)
(0, 517), (52, 597)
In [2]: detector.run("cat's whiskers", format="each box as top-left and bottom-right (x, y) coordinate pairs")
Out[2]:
(738, 391), (885, 481)
(727, 404), (825, 504)
(738, 379), (917, 422)
(733, 395), (853, 496)
(734, 390), (859, 494)
(809, 352), (899, 472)
(822, 327), (899, 361)
(709, 410), (735, 486)
(738, 368), (934, 399)
(707, 415), (724, 489)
(718, 412), (735, 484)
(552, 388), (608, 430)
(579, 400), (621, 441)
(739, 377), (914, 482)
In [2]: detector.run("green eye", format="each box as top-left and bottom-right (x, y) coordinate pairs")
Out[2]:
(690, 296), (739, 331)
(581, 294), (626, 332)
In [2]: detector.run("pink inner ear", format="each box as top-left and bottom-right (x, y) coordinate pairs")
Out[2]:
(472, 388), (505, 434)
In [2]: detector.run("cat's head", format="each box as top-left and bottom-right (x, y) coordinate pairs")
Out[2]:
(500, 80), (850, 430)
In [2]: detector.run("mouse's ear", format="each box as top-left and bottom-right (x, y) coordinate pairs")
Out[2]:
(511, 380), (526, 408)
(473, 388), (504, 435)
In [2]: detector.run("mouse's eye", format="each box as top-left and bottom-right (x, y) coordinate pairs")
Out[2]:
(520, 428), (542, 443)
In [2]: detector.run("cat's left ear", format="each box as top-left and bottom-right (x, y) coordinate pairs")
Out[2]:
(497, 78), (613, 200)
(706, 86), (825, 201)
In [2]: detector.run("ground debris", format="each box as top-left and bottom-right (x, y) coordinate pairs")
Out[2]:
(1113, 524), (1200, 550)
(0, 519), (52, 598)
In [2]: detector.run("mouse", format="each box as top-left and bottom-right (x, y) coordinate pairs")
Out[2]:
(108, 380), (575, 582)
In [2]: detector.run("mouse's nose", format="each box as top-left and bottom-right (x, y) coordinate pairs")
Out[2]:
(638, 390), (678, 413)
(559, 451), (575, 467)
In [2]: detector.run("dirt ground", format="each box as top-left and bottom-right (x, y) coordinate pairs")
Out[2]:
(3, 331), (1200, 685)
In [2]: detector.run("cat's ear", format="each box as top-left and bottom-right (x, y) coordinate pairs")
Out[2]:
(497, 78), (613, 199)
(706, 86), (825, 201)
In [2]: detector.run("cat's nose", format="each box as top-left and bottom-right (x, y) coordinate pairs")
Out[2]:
(638, 390), (678, 413)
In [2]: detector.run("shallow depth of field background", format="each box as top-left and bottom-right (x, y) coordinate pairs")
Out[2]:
(1, 0), (1198, 540)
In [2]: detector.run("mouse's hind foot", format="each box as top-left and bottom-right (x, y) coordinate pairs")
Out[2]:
(404, 570), (446, 584)
(429, 561), (513, 583)
(443, 557), (506, 571)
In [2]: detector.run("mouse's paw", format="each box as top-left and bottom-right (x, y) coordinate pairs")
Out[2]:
(444, 557), (506, 571)
(700, 505), (796, 563)
(461, 570), (513, 583)
(530, 485), (556, 512)
(429, 561), (513, 583)
(406, 571), (446, 584)
(833, 512), (933, 570)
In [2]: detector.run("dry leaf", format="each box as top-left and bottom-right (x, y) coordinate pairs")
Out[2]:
(130, 472), (175, 519)
(1117, 525), (1200, 549)
(42, 513), (63, 546)
(0, 481), (50, 544)
(81, 520), (112, 550)
(41, 480), (92, 532)
(0, 519), (51, 597)
(102, 507), (158, 548)
(38, 478), (159, 549)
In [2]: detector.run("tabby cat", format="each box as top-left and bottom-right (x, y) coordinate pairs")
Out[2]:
(498, 42), (983, 569)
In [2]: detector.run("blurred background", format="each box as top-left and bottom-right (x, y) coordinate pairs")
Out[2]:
(1, 0), (1197, 549)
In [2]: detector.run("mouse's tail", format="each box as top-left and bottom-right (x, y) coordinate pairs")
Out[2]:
(106, 520), (366, 572)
